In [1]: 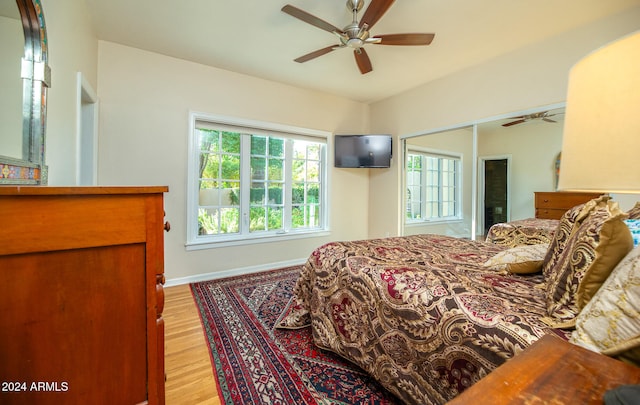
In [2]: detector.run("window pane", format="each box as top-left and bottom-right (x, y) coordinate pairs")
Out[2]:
(269, 158), (284, 181)
(250, 185), (266, 204)
(251, 135), (266, 155)
(220, 207), (240, 233)
(292, 183), (304, 204)
(227, 182), (240, 206)
(251, 157), (266, 181)
(307, 184), (319, 204)
(199, 180), (218, 191)
(221, 132), (241, 153)
(199, 182), (220, 207)
(250, 206), (266, 232)
(292, 159), (305, 182)
(198, 207), (218, 235)
(268, 184), (283, 204)
(221, 154), (240, 181)
(306, 161), (320, 182)
(292, 205), (320, 229)
(292, 206), (304, 228)
(267, 206), (283, 230)
(269, 138), (284, 158)
(198, 129), (218, 152)
(307, 144), (320, 160)
(199, 153), (219, 180)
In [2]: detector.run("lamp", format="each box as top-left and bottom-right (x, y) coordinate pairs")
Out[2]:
(557, 30), (640, 193)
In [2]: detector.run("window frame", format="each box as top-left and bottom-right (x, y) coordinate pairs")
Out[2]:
(186, 112), (330, 250)
(405, 147), (462, 224)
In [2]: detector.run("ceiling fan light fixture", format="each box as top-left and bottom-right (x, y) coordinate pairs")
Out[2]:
(347, 38), (364, 48)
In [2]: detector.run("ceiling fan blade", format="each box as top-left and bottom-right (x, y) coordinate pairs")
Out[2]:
(542, 118), (557, 123)
(294, 45), (337, 63)
(502, 119), (527, 127)
(374, 33), (435, 46)
(281, 4), (343, 34)
(354, 49), (373, 74)
(359, 0), (395, 30)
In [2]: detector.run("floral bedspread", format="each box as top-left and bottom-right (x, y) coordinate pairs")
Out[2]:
(485, 218), (559, 247)
(279, 234), (564, 404)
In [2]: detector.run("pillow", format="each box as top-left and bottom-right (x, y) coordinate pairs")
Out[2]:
(545, 200), (633, 323)
(625, 219), (640, 247)
(541, 195), (610, 280)
(626, 202), (640, 219)
(570, 246), (640, 367)
(483, 243), (549, 274)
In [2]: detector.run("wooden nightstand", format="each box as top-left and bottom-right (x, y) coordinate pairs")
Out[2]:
(447, 335), (640, 405)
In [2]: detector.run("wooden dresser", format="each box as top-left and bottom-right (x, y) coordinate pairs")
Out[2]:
(448, 334), (640, 405)
(535, 191), (603, 219)
(0, 186), (168, 405)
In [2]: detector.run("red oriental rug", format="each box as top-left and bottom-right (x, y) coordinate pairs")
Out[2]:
(190, 266), (400, 404)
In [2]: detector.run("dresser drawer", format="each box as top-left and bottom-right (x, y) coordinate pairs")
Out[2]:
(534, 192), (603, 219)
(535, 208), (568, 220)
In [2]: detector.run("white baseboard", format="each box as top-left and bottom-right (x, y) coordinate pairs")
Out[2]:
(164, 258), (308, 287)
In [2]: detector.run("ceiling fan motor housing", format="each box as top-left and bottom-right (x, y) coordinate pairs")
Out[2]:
(342, 23), (371, 48)
(347, 0), (365, 13)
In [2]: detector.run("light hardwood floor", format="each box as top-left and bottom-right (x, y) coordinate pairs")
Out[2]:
(164, 284), (221, 405)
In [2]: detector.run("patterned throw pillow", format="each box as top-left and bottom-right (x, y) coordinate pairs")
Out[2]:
(541, 195), (610, 280)
(545, 200), (633, 323)
(483, 243), (549, 274)
(570, 246), (640, 366)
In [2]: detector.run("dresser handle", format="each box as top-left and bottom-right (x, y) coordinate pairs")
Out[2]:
(164, 221), (171, 232)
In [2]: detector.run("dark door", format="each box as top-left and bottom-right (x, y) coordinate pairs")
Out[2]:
(484, 159), (508, 234)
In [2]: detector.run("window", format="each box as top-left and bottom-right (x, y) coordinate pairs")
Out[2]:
(406, 149), (461, 222)
(187, 113), (329, 248)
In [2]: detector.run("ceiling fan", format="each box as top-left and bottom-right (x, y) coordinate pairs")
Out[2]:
(281, 0), (435, 74)
(501, 111), (564, 127)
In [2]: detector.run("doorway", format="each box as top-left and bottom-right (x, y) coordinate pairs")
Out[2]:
(480, 156), (510, 235)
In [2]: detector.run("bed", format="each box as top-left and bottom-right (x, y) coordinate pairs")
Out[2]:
(279, 196), (638, 404)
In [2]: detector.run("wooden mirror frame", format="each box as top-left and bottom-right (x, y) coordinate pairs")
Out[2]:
(0, 0), (50, 185)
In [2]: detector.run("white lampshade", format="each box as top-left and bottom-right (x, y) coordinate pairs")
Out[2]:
(557, 30), (640, 193)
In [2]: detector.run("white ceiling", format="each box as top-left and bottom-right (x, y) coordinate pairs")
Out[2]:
(84, 0), (640, 103)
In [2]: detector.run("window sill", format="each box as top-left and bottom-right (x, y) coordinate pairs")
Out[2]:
(405, 218), (463, 227)
(185, 229), (331, 251)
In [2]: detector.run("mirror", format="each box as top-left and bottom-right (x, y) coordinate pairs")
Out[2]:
(0, 1), (22, 159)
(477, 106), (564, 235)
(402, 104), (565, 239)
(403, 126), (475, 239)
(0, 0), (50, 185)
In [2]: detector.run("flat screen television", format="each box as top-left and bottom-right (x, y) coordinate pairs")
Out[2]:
(334, 134), (392, 168)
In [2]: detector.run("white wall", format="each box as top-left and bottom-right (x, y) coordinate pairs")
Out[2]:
(368, 7), (640, 239)
(96, 41), (371, 283)
(41, 0), (99, 185)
